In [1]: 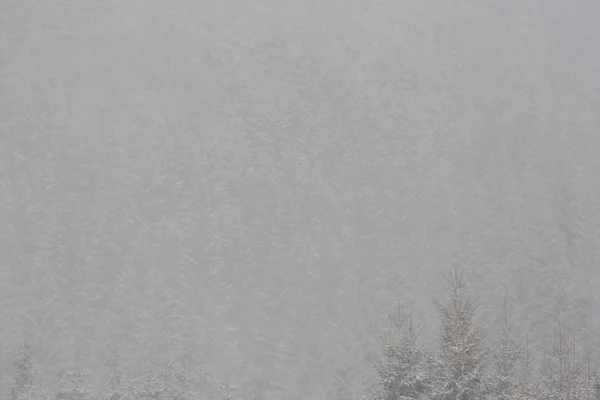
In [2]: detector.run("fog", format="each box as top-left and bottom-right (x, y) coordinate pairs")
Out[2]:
(1, 1), (600, 399)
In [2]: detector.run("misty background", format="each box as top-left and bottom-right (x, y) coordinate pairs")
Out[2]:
(1, 0), (600, 399)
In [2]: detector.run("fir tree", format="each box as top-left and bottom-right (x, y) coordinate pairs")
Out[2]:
(55, 347), (93, 400)
(513, 335), (538, 400)
(539, 327), (582, 400)
(376, 307), (434, 399)
(487, 296), (522, 400)
(431, 266), (490, 400)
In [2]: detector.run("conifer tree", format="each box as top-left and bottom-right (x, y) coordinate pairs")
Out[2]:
(539, 327), (582, 400)
(55, 346), (93, 400)
(513, 335), (538, 400)
(431, 266), (490, 400)
(376, 306), (434, 399)
(487, 296), (522, 400)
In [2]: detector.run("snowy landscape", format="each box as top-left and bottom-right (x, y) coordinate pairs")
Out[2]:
(1, 1), (600, 399)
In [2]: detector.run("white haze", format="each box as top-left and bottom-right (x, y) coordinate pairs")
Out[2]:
(1, 0), (599, 399)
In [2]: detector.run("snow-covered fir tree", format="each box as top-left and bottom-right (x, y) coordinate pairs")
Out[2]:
(578, 351), (599, 400)
(431, 267), (490, 400)
(539, 328), (583, 400)
(55, 347), (93, 400)
(512, 336), (539, 400)
(376, 308), (434, 399)
(486, 298), (522, 400)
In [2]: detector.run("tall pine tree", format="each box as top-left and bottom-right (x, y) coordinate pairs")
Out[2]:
(539, 327), (582, 400)
(513, 335), (539, 400)
(431, 266), (490, 400)
(487, 296), (522, 400)
(55, 346), (93, 400)
(376, 307), (434, 399)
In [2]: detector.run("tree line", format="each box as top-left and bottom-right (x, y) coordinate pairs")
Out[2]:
(6, 266), (600, 400)
(371, 267), (600, 400)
